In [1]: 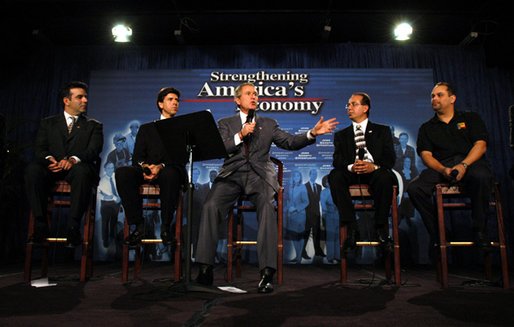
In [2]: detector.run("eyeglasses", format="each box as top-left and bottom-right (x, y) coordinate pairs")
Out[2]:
(345, 102), (362, 109)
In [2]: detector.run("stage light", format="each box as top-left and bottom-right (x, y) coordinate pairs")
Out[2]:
(322, 24), (332, 40)
(459, 31), (478, 46)
(112, 24), (132, 43)
(174, 29), (185, 44)
(394, 22), (413, 41)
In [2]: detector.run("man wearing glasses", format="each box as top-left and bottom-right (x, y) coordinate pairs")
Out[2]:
(328, 92), (397, 257)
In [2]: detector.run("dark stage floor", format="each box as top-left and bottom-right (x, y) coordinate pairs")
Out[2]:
(1, 260), (513, 326)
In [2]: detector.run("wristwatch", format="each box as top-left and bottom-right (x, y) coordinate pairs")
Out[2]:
(460, 162), (469, 169)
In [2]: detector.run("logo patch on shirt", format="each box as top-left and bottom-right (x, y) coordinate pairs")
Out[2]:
(457, 122), (466, 129)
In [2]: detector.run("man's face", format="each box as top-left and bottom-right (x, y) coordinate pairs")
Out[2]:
(159, 92), (180, 118)
(209, 170), (217, 182)
(235, 85), (258, 113)
(431, 85), (455, 113)
(309, 169), (317, 182)
(114, 138), (126, 150)
(64, 87), (88, 116)
(399, 134), (408, 146)
(105, 162), (115, 176)
(346, 95), (368, 123)
(192, 168), (200, 183)
(130, 123), (139, 135)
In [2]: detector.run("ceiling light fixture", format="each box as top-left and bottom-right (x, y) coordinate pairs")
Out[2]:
(394, 22), (413, 41)
(458, 31), (478, 46)
(112, 24), (132, 43)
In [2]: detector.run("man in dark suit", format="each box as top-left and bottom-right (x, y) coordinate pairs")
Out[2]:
(195, 82), (339, 293)
(115, 87), (187, 246)
(328, 92), (396, 256)
(301, 168), (325, 259)
(25, 81), (103, 247)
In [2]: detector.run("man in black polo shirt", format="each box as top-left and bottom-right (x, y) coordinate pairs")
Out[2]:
(407, 82), (493, 259)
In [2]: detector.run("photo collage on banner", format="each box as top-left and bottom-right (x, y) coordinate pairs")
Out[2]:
(89, 69), (434, 264)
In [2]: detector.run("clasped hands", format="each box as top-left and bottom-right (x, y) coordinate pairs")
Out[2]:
(47, 156), (76, 172)
(352, 160), (375, 174)
(141, 163), (164, 181)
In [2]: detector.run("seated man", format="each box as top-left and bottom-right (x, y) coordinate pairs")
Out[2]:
(115, 87), (187, 246)
(407, 82), (494, 260)
(194, 82), (338, 293)
(24, 81), (103, 247)
(328, 92), (397, 256)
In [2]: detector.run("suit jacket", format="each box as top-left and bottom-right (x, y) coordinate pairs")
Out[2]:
(217, 113), (315, 192)
(332, 121), (396, 171)
(132, 120), (187, 187)
(132, 120), (187, 172)
(35, 113), (103, 172)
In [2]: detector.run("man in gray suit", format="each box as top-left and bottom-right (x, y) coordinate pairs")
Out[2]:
(195, 82), (338, 293)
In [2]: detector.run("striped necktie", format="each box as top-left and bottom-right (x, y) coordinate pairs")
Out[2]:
(354, 125), (369, 160)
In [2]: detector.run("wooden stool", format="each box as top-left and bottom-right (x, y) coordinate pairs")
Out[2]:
(226, 157), (284, 285)
(24, 180), (96, 283)
(435, 182), (509, 289)
(121, 184), (183, 282)
(340, 184), (401, 286)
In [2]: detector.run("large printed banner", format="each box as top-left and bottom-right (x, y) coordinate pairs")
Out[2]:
(89, 69), (434, 264)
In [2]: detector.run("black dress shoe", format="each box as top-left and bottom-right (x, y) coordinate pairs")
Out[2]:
(343, 228), (359, 257)
(195, 264), (213, 286)
(27, 224), (49, 245)
(66, 227), (82, 248)
(160, 230), (176, 247)
(258, 267), (275, 293)
(124, 225), (144, 246)
(315, 249), (326, 257)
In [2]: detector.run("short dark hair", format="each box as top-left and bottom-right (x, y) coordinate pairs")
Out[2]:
(434, 82), (456, 96)
(156, 87), (181, 112)
(59, 81), (88, 108)
(352, 92), (371, 116)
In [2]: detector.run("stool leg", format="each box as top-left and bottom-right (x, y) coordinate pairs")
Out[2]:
(121, 219), (129, 283)
(24, 212), (36, 283)
(340, 225), (348, 283)
(236, 212), (243, 278)
(436, 187), (449, 288)
(226, 210), (234, 282)
(174, 218), (182, 282)
(391, 186), (401, 286)
(494, 185), (510, 289)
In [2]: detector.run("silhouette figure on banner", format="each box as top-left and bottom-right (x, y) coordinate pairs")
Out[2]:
(286, 170), (309, 264)
(320, 175), (340, 264)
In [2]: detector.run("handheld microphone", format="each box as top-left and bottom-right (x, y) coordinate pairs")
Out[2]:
(358, 147), (365, 161)
(450, 169), (459, 180)
(246, 109), (255, 124)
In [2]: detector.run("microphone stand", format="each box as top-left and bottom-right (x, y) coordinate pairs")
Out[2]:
(169, 132), (221, 294)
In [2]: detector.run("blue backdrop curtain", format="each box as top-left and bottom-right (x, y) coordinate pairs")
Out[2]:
(1, 42), (513, 264)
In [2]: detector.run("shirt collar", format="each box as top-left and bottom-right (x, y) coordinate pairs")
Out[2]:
(353, 118), (369, 132)
(64, 111), (77, 122)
